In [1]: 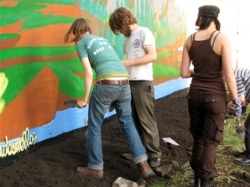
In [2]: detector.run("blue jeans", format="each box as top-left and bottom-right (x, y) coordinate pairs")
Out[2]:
(86, 83), (147, 170)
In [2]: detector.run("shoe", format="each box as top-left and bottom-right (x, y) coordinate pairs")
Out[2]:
(194, 173), (201, 187)
(149, 157), (161, 168)
(137, 161), (155, 178)
(77, 167), (104, 179)
(195, 178), (201, 187)
(200, 178), (213, 187)
(232, 150), (246, 157)
(233, 157), (250, 166)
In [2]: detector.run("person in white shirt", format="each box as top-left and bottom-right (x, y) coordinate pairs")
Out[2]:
(109, 7), (162, 168)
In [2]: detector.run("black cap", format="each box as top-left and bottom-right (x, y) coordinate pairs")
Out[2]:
(198, 5), (220, 18)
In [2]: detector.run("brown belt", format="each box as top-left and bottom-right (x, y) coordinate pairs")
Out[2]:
(96, 79), (129, 85)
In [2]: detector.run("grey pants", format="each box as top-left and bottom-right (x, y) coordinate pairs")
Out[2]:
(129, 80), (162, 159)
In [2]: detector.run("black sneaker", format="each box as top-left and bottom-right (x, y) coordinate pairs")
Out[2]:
(232, 150), (246, 157)
(201, 178), (213, 187)
(233, 156), (250, 166)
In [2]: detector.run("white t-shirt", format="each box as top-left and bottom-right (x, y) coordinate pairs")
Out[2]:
(123, 26), (155, 81)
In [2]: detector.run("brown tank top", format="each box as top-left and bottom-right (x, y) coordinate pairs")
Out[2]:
(189, 30), (226, 95)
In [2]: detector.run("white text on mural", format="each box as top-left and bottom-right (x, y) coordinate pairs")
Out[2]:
(0, 128), (37, 158)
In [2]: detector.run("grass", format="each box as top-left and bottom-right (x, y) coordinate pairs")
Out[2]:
(148, 106), (250, 187)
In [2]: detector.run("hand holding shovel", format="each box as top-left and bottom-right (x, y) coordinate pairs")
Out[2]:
(64, 100), (86, 108)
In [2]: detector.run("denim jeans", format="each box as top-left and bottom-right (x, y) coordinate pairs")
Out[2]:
(86, 83), (147, 170)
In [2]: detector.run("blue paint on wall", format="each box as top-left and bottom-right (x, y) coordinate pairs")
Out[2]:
(0, 77), (191, 146)
(155, 77), (191, 99)
(30, 77), (191, 143)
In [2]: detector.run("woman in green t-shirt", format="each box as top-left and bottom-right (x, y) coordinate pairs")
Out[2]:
(64, 18), (154, 179)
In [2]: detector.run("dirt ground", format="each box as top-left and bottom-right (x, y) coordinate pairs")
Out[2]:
(0, 89), (249, 187)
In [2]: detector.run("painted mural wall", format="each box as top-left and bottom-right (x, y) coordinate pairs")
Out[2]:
(0, 0), (193, 158)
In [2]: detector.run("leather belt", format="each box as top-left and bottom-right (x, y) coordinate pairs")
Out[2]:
(96, 79), (129, 85)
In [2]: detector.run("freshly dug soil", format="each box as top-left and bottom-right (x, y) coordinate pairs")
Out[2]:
(0, 89), (249, 187)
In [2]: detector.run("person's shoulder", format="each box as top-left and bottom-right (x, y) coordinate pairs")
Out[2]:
(140, 26), (149, 30)
(184, 33), (195, 46)
(188, 32), (195, 40)
(214, 31), (228, 41)
(139, 26), (152, 33)
(210, 31), (230, 47)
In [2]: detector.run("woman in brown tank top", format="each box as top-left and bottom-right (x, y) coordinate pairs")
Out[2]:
(180, 5), (242, 187)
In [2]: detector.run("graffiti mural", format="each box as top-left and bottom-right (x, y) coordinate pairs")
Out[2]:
(0, 0), (190, 158)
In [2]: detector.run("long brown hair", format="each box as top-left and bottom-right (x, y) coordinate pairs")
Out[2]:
(64, 18), (92, 44)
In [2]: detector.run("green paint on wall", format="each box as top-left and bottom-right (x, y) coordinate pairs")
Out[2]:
(0, 46), (76, 62)
(0, 1), (76, 29)
(0, 0), (188, 111)
(0, 34), (20, 40)
(1, 63), (44, 103)
(157, 52), (171, 59)
(27, 0), (75, 4)
(1, 57), (96, 104)
(48, 58), (88, 98)
(153, 63), (180, 77)
(79, 0), (108, 20)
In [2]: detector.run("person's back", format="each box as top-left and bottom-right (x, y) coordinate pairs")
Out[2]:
(189, 30), (226, 95)
(180, 5), (241, 187)
(64, 18), (155, 179)
(76, 34), (128, 82)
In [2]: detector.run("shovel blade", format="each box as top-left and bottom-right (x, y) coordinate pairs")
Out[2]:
(64, 100), (77, 108)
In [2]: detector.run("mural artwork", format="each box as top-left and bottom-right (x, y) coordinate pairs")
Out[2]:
(0, 0), (190, 158)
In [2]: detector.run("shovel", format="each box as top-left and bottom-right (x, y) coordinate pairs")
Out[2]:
(64, 100), (87, 108)
(235, 118), (245, 140)
(64, 100), (78, 108)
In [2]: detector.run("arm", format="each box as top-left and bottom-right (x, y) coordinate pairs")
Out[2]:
(180, 36), (193, 78)
(219, 34), (242, 118)
(77, 57), (93, 108)
(220, 34), (238, 99)
(122, 45), (156, 67)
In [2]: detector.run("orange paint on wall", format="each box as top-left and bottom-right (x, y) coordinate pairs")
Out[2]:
(0, 2), (80, 49)
(0, 5), (107, 49)
(0, 1), (18, 7)
(0, 36), (20, 50)
(0, 23), (76, 49)
(0, 1), (184, 142)
(37, 1), (80, 18)
(156, 33), (186, 68)
(0, 66), (59, 140)
(0, 20), (24, 34)
(14, 24), (75, 47)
